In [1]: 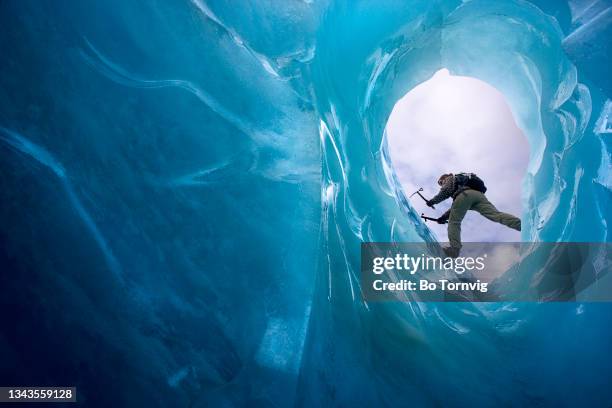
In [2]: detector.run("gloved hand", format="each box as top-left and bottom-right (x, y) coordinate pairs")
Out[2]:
(426, 200), (434, 208)
(436, 217), (447, 224)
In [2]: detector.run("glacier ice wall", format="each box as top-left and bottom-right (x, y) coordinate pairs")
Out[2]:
(0, 0), (610, 406)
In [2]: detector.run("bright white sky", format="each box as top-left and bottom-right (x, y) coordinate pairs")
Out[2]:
(386, 69), (529, 243)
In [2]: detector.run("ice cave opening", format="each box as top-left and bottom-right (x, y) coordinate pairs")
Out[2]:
(385, 68), (529, 243)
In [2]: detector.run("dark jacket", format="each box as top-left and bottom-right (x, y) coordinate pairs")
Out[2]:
(429, 175), (470, 205)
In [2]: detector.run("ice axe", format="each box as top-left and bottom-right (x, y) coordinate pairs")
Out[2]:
(410, 188), (435, 209)
(421, 213), (447, 224)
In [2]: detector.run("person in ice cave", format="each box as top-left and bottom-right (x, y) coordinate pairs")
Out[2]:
(426, 172), (521, 257)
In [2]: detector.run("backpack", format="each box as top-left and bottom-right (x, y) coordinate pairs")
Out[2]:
(456, 173), (487, 194)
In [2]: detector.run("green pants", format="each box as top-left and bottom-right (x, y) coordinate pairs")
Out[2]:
(448, 189), (521, 249)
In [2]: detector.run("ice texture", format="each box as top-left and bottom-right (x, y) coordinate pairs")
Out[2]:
(0, 0), (610, 406)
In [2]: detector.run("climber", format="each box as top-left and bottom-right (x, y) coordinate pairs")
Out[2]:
(426, 173), (521, 257)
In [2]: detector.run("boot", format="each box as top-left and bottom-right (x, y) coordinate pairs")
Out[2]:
(443, 246), (460, 258)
